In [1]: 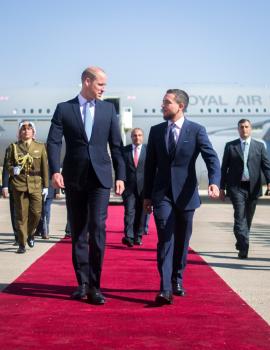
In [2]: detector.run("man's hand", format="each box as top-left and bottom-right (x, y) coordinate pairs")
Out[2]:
(115, 180), (125, 195)
(143, 199), (152, 214)
(208, 184), (220, 199)
(2, 188), (9, 198)
(219, 189), (226, 201)
(52, 173), (65, 189)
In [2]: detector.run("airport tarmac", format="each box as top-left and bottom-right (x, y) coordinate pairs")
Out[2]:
(0, 196), (269, 325)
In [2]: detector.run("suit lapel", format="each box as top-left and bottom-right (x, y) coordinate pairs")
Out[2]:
(71, 97), (88, 142)
(128, 144), (135, 168)
(137, 144), (146, 168)
(234, 139), (243, 160)
(175, 119), (189, 154)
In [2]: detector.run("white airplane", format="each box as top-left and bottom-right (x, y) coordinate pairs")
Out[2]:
(1, 84), (270, 188)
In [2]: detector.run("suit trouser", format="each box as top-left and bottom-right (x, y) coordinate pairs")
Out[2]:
(153, 196), (194, 291)
(123, 191), (145, 240)
(229, 183), (257, 253)
(12, 189), (42, 246)
(65, 185), (110, 289)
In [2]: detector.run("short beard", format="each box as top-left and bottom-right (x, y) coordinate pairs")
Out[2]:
(163, 114), (174, 121)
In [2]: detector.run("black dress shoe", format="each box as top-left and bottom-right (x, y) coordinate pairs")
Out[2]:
(134, 238), (142, 245)
(172, 283), (185, 296)
(87, 287), (106, 305)
(42, 234), (49, 239)
(71, 283), (89, 300)
(27, 236), (35, 248)
(16, 245), (26, 254)
(155, 291), (173, 305)
(238, 251), (248, 259)
(122, 237), (134, 247)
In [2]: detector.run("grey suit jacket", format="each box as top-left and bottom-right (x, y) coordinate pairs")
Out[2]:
(220, 138), (270, 198)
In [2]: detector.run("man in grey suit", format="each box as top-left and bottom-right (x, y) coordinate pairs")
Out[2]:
(122, 128), (146, 247)
(220, 119), (270, 259)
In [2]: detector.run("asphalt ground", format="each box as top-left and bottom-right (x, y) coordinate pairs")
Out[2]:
(0, 196), (269, 325)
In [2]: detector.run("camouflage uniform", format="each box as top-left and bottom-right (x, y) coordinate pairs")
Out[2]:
(6, 140), (49, 247)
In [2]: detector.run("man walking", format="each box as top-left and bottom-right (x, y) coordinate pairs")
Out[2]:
(220, 119), (270, 259)
(144, 89), (220, 305)
(47, 66), (125, 305)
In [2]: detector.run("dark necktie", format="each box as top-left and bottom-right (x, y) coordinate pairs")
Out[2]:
(168, 123), (176, 159)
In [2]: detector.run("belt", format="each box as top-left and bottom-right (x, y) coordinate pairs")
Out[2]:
(21, 170), (41, 176)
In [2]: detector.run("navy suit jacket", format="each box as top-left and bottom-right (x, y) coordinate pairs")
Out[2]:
(122, 144), (146, 197)
(220, 138), (270, 198)
(47, 97), (125, 190)
(144, 119), (220, 210)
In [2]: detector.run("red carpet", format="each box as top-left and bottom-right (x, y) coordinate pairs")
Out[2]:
(0, 206), (269, 350)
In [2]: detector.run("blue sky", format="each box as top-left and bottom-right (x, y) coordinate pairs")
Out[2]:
(1, 0), (270, 88)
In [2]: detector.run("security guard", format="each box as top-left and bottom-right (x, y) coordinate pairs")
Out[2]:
(6, 120), (49, 253)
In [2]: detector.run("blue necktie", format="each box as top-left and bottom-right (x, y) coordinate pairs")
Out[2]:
(243, 141), (250, 180)
(168, 123), (176, 160)
(84, 101), (93, 141)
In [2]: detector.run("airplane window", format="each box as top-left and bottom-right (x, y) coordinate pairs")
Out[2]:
(30, 109), (34, 114)
(144, 109), (148, 113)
(38, 109), (42, 114)
(152, 108), (156, 113)
(256, 108), (259, 113)
(248, 108), (251, 113)
(22, 109), (26, 114)
(232, 109), (235, 113)
(47, 109), (50, 114)
(224, 109), (227, 112)
(264, 108), (267, 112)
(216, 109), (219, 113)
(240, 109), (243, 113)
(200, 109), (204, 113)
(208, 109), (211, 113)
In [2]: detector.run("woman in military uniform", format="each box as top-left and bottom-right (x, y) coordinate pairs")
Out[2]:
(6, 120), (49, 253)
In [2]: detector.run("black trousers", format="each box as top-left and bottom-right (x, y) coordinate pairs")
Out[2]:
(229, 182), (257, 253)
(65, 176), (110, 289)
(123, 190), (144, 240)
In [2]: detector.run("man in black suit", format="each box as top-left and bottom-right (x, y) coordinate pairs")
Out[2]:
(122, 128), (146, 247)
(220, 119), (270, 259)
(144, 89), (220, 305)
(47, 66), (125, 305)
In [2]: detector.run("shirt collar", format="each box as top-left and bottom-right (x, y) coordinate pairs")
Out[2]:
(133, 143), (142, 150)
(168, 116), (185, 129)
(78, 94), (96, 107)
(240, 137), (251, 144)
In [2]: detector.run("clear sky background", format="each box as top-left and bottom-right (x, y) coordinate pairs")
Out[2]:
(1, 0), (270, 88)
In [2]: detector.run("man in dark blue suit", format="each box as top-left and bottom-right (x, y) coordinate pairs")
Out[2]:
(143, 89), (220, 305)
(220, 119), (270, 259)
(47, 66), (125, 305)
(122, 128), (147, 247)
